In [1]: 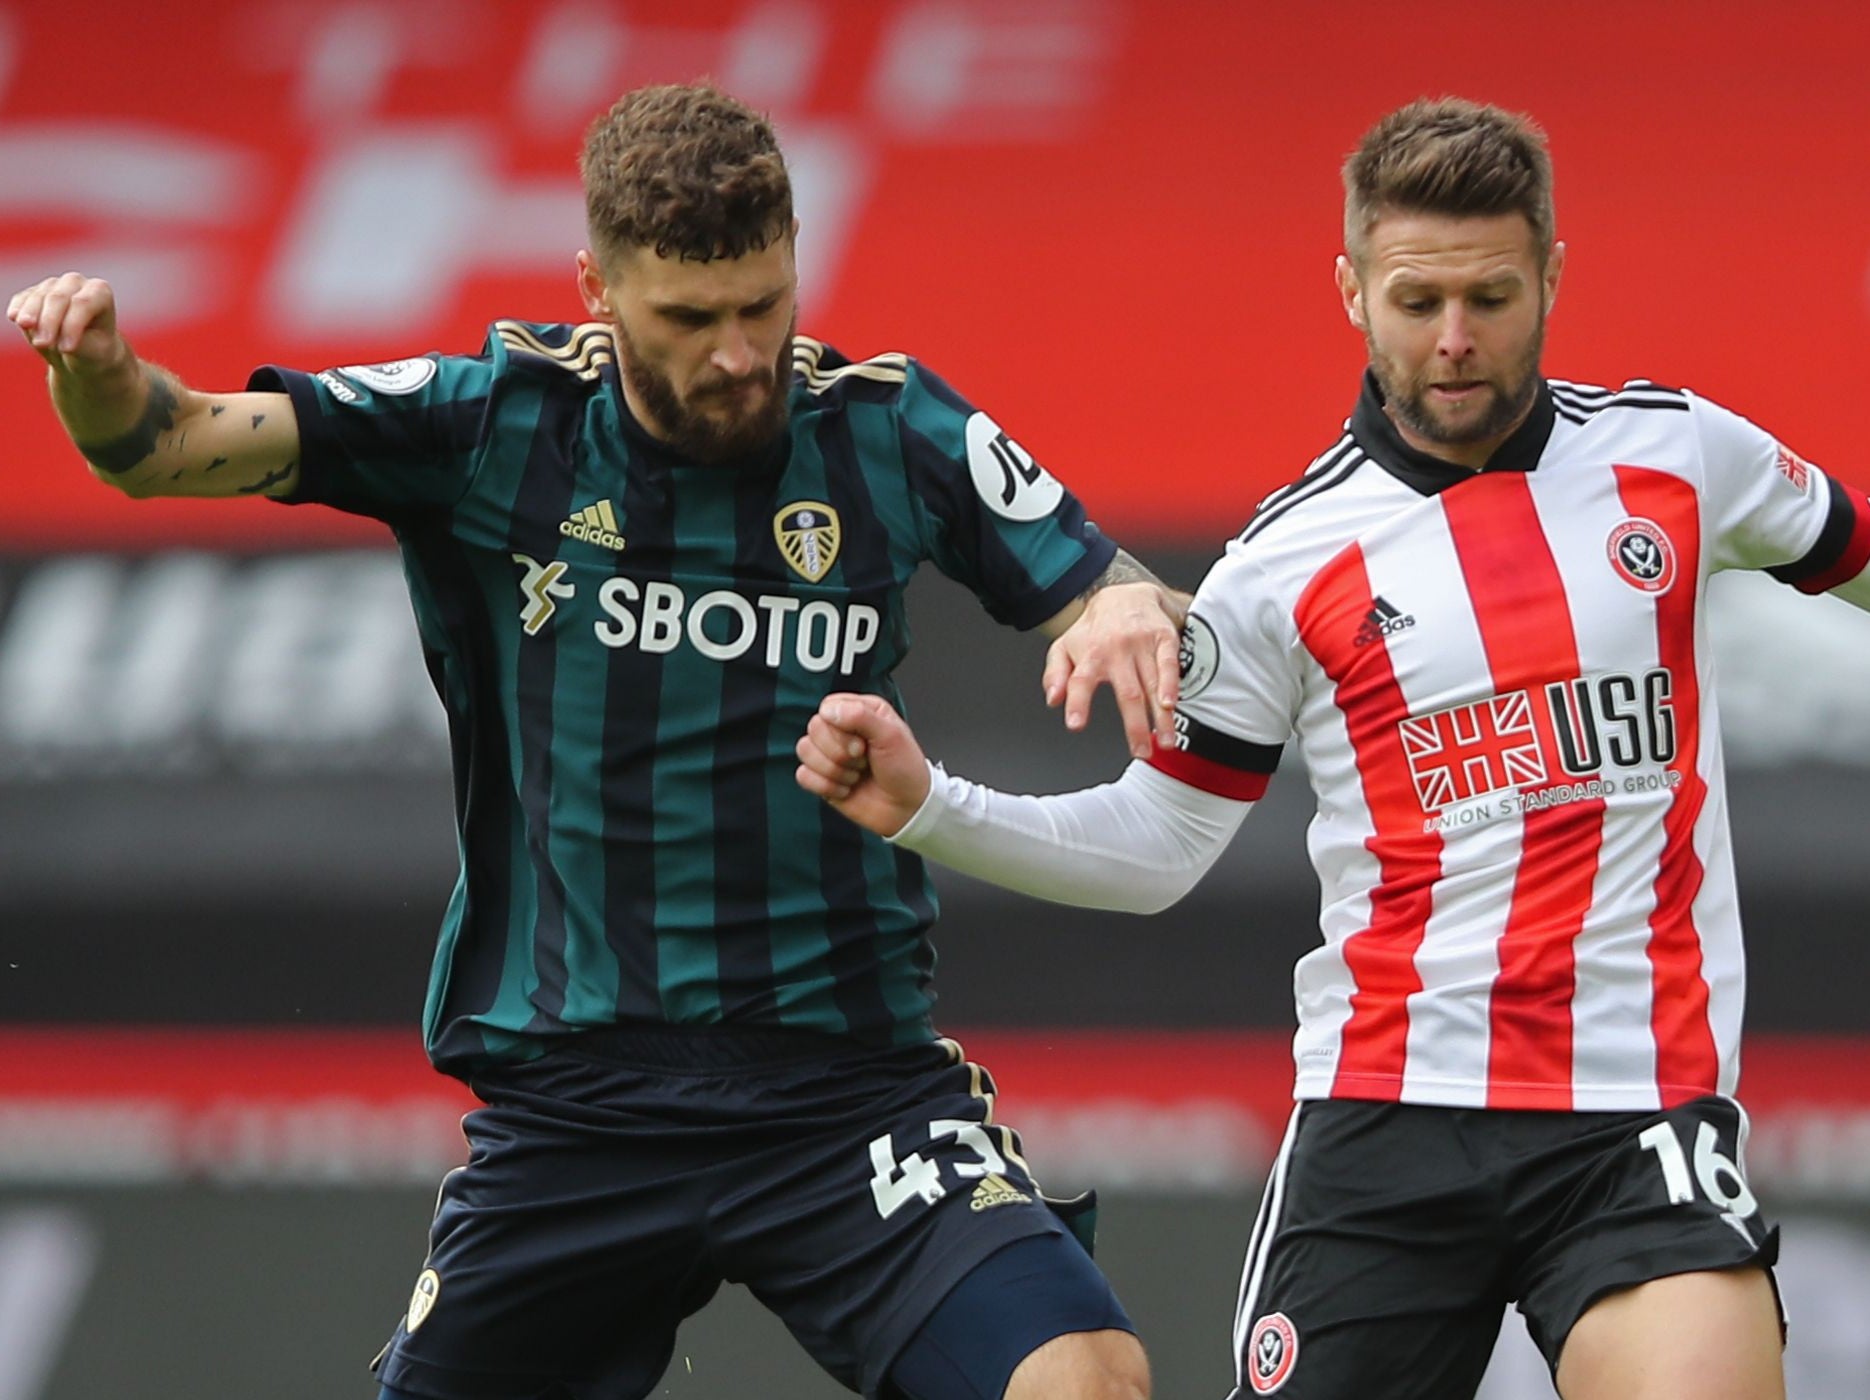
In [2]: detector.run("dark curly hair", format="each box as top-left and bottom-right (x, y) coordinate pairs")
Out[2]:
(580, 83), (793, 267)
(1343, 98), (1555, 268)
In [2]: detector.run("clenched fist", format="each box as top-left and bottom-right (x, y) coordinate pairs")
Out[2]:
(794, 693), (934, 837)
(8, 272), (131, 377)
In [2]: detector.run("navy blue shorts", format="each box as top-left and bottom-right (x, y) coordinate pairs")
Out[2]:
(373, 1026), (1118, 1400)
(1228, 1095), (1781, 1399)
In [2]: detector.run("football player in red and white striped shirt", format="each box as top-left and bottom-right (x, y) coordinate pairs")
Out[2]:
(797, 99), (1867, 1400)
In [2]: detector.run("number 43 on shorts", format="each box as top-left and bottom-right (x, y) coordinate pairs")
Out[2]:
(868, 1120), (1011, 1219)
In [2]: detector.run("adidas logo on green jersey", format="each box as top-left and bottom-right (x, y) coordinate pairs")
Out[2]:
(560, 500), (626, 552)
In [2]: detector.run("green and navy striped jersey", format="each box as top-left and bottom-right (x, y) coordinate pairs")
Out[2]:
(250, 324), (1115, 1074)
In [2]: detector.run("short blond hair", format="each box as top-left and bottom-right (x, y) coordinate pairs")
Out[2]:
(1343, 98), (1555, 266)
(580, 83), (793, 268)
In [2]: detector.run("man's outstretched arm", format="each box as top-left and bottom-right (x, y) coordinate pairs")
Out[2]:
(8, 272), (301, 499)
(1036, 548), (1193, 760)
(795, 692), (1250, 913)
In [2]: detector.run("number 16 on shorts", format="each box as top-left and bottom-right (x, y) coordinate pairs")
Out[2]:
(1638, 1113), (1759, 1236)
(868, 1119), (1014, 1219)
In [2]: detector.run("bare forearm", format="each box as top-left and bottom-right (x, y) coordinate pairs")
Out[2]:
(49, 362), (299, 499)
(1090, 548), (1170, 595)
(1041, 548), (1191, 638)
(15, 272), (301, 499)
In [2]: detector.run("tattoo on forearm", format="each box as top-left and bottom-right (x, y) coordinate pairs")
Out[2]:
(1079, 548), (1158, 600)
(1073, 548), (1190, 627)
(210, 405), (225, 417)
(251, 413), (266, 429)
(236, 461), (295, 495)
(206, 456), (229, 471)
(74, 373), (180, 475)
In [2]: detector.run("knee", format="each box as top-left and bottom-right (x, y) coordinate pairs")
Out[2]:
(1005, 1328), (1150, 1400)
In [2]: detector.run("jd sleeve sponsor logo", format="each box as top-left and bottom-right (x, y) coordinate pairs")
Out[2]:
(965, 412), (1063, 522)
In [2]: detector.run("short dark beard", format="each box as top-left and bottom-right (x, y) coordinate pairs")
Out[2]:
(1369, 310), (1544, 454)
(617, 312), (795, 464)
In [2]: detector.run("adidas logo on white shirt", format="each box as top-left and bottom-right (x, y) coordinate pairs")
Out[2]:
(1353, 595), (1416, 647)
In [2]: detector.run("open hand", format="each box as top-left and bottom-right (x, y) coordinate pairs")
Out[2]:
(1043, 581), (1182, 758)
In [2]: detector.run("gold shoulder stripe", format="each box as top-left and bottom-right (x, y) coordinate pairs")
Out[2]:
(792, 334), (827, 375)
(804, 360), (909, 389)
(496, 321), (616, 382)
(791, 337), (909, 394)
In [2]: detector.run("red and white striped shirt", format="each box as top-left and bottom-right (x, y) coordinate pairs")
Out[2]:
(1152, 373), (1870, 1111)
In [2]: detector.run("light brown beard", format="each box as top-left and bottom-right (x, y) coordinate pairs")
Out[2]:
(1369, 310), (1545, 452)
(617, 310), (796, 464)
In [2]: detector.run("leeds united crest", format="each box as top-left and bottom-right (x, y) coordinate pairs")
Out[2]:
(775, 502), (842, 582)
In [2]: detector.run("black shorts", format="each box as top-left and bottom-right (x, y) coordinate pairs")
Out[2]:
(372, 1026), (1102, 1400)
(1229, 1095), (1781, 1399)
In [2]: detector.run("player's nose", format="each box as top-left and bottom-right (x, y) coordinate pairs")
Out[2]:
(710, 323), (758, 378)
(1436, 306), (1475, 360)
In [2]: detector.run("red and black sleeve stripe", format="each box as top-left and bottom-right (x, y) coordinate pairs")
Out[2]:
(1768, 476), (1870, 595)
(1147, 715), (1282, 800)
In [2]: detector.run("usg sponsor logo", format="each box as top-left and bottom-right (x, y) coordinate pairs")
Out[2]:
(1406, 668), (1681, 830)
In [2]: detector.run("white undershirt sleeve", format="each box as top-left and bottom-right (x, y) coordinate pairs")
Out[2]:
(887, 759), (1254, 914)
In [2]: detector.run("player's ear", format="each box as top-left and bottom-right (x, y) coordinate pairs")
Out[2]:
(576, 250), (616, 322)
(1543, 240), (1566, 315)
(1336, 255), (1366, 331)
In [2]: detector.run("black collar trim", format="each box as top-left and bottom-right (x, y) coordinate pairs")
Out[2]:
(1349, 370), (1556, 496)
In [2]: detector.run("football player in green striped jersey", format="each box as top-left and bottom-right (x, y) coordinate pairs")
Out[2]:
(11, 83), (1169, 1400)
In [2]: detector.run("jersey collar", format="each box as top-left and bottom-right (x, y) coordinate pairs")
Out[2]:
(1349, 369), (1556, 495)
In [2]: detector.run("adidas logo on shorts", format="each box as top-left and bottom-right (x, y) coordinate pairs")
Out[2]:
(969, 1173), (1032, 1212)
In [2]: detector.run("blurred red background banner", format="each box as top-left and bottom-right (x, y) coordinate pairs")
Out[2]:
(3, 1028), (1867, 1196)
(1, 0), (1866, 550)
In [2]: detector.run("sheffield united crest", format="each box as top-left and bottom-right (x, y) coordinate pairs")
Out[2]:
(1606, 518), (1677, 595)
(1246, 1312), (1298, 1394)
(775, 502), (842, 582)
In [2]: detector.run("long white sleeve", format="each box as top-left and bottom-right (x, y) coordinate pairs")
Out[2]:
(888, 759), (1253, 913)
